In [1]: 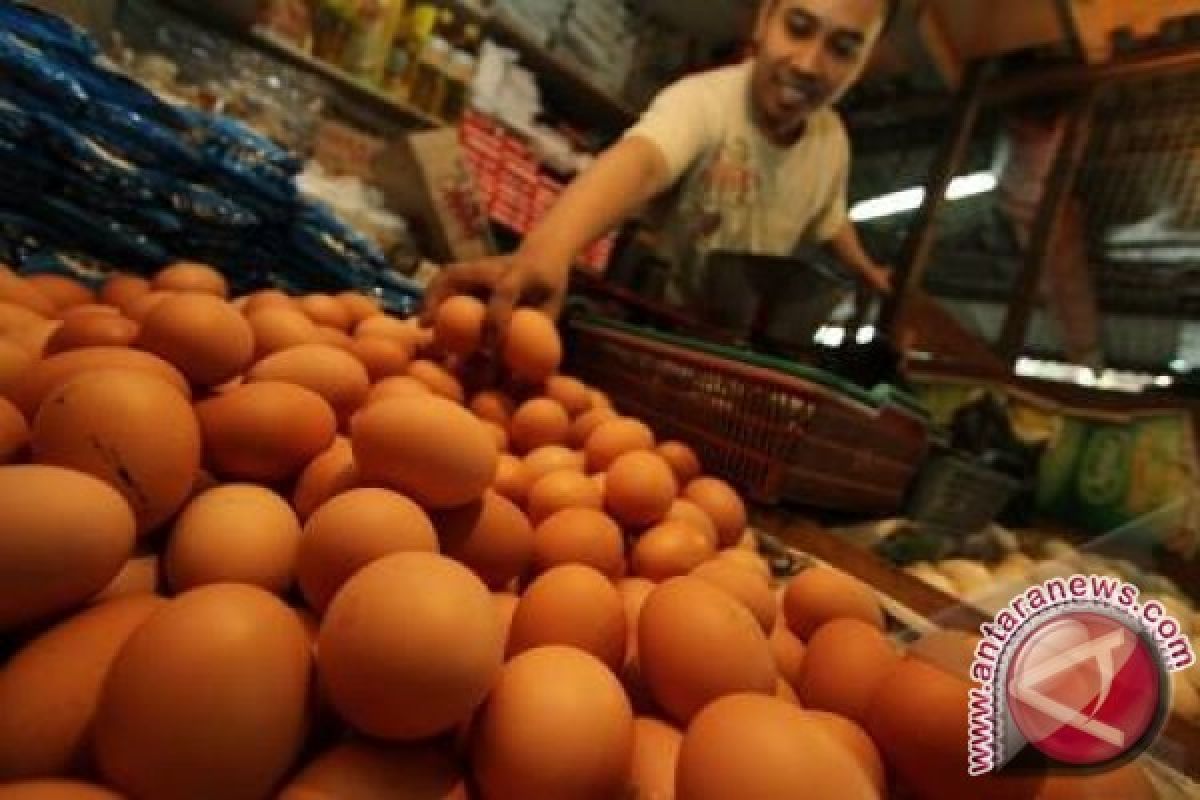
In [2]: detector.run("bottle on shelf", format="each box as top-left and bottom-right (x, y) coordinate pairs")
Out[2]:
(441, 47), (477, 122)
(340, 0), (409, 85)
(396, 2), (443, 97)
(409, 34), (452, 115)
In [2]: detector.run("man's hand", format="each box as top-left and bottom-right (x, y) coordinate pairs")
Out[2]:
(422, 253), (569, 333)
(863, 264), (893, 294)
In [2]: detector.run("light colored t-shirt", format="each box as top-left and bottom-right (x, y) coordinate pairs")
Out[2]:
(624, 61), (850, 305)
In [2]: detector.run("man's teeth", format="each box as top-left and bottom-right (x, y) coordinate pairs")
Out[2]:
(780, 86), (811, 105)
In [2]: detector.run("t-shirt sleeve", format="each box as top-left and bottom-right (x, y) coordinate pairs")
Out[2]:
(810, 126), (850, 242)
(623, 74), (717, 186)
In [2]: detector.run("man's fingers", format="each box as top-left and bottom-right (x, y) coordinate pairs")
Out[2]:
(487, 275), (522, 341)
(420, 260), (505, 323)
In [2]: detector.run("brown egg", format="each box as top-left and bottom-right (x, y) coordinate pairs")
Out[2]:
(435, 490), (534, 591)
(492, 591), (520, 647)
(26, 274), (94, 311)
(407, 360), (464, 404)
(664, 499), (718, 548)
(585, 418), (655, 472)
(783, 567), (884, 641)
(317, 326), (354, 350)
(138, 294), (254, 387)
(509, 397), (569, 454)
(94, 585), (311, 800)
(0, 339), (34, 395)
(527, 469), (604, 525)
(292, 437), (359, 521)
(533, 508), (625, 579)
(484, 421), (509, 452)
(44, 313), (138, 355)
(0, 781), (124, 799)
(629, 717), (682, 800)
(0, 595), (165, 780)
(523, 445), (585, 482)
(240, 289), (293, 315)
(632, 522), (716, 582)
(319, 552), (502, 740)
(867, 657), (1044, 800)
(493, 453), (532, 506)
(507, 564), (626, 670)
(1034, 763), (1154, 800)
(718, 547), (771, 579)
(638, 577), (776, 723)
(91, 555), (160, 603)
(247, 344), (369, 424)
(123, 291), (173, 323)
(99, 273), (151, 313)
(0, 304), (55, 358)
(775, 676), (800, 704)
(796, 619), (898, 724)
(691, 559), (776, 633)
(656, 441), (702, 485)
(471, 646), (633, 800)
(468, 390), (514, 426)
(770, 623), (807, 694)
(356, 314), (418, 343)
(800, 711), (886, 796)
(605, 451), (678, 528)
(502, 309), (562, 384)
(0, 397), (27, 463)
(618, 578), (656, 665)
(165, 485), (301, 595)
(567, 407), (618, 449)
(366, 375), (431, 405)
(336, 291), (382, 325)
(247, 308), (322, 358)
(0, 267), (55, 316)
(196, 382), (337, 483)
(352, 394), (497, 510)
(279, 741), (469, 800)
(349, 336), (414, 382)
(676, 695), (879, 800)
(6, 346), (190, 420)
(683, 478), (746, 549)
(434, 295), (487, 356)
(544, 375), (591, 417)
(298, 488), (438, 614)
(298, 294), (352, 331)
(32, 369), (201, 535)
(60, 304), (120, 319)
(153, 262), (228, 297)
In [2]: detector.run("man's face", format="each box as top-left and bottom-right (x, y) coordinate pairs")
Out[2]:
(751, 0), (886, 132)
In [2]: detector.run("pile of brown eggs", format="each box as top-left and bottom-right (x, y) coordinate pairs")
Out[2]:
(0, 264), (1155, 799)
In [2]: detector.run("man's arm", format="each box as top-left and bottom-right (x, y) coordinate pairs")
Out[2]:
(828, 219), (892, 293)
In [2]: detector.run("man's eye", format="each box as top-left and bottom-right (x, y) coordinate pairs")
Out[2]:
(831, 39), (861, 61)
(786, 13), (817, 37)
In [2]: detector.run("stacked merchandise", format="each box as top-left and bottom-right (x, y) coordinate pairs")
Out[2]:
(494, 0), (569, 46)
(556, 0), (635, 95)
(0, 3), (388, 295)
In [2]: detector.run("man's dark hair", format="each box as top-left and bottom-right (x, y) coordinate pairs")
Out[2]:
(765, 0), (901, 33)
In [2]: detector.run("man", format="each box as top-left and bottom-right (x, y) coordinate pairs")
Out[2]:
(428, 0), (896, 329)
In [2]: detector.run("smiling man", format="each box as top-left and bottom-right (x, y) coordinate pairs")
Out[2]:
(429, 0), (897, 326)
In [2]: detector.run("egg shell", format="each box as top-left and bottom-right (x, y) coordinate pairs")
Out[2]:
(544, 375), (591, 417)
(1033, 763), (1154, 800)
(166, 485), (301, 595)
(351, 394), (497, 510)
(366, 375), (432, 405)
(567, 407), (618, 449)
(769, 622), (808, 694)
(298, 294), (352, 331)
(617, 578), (656, 667)
(349, 336), (414, 382)
(799, 711), (887, 796)
(468, 390), (514, 426)
(292, 437), (359, 521)
(316, 326), (355, 350)
(533, 507), (626, 579)
(526, 469), (604, 525)
(632, 522), (716, 582)
(32, 369), (201, 535)
(435, 490), (533, 591)
(196, 382), (337, 483)
(0, 782), (124, 799)
(501, 310), (562, 384)
(406, 360), (464, 404)
(0, 595), (165, 780)
(605, 451), (678, 528)
(26, 275), (95, 311)
(99, 273), (150, 312)
(247, 344), (370, 424)
(665, 499), (719, 548)
(656, 441), (702, 485)
(318, 553), (502, 741)
(336, 291), (383, 325)
(683, 478), (746, 549)
(471, 646), (633, 800)
(0, 267), (55, 316)
(0, 396), (28, 463)
(247, 308), (322, 358)
(0, 340), (34, 395)
(522, 445), (585, 482)
(638, 577), (776, 724)
(434, 296), (487, 356)
(783, 567), (884, 641)
(691, 559), (776, 633)
(356, 315), (418, 344)
(0, 466), (135, 631)
(240, 289), (294, 315)
(629, 717), (682, 800)
(493, 592), (520, 651)
(507, 564), (627, 671)
(676, 694), (879, 800)
(153, 262), (228, 298)
(509, 397), (570, 454)
(123, 291), (173, 324)
(585, 418), (655, 472)
(44, 314), (139, 355)
(298, 488), (438, 614)
(91, 555), (160, 604)
(137, 294), (255, 387)
(492, 453), (533, 506)
(796, 619), (899, 723)
(278, 741), (469, 800)
(94, 585), (312, 800)
(6, 346), (190, 420)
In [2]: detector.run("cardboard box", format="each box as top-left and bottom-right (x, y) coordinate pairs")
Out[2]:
(373, 128), (492, 264)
